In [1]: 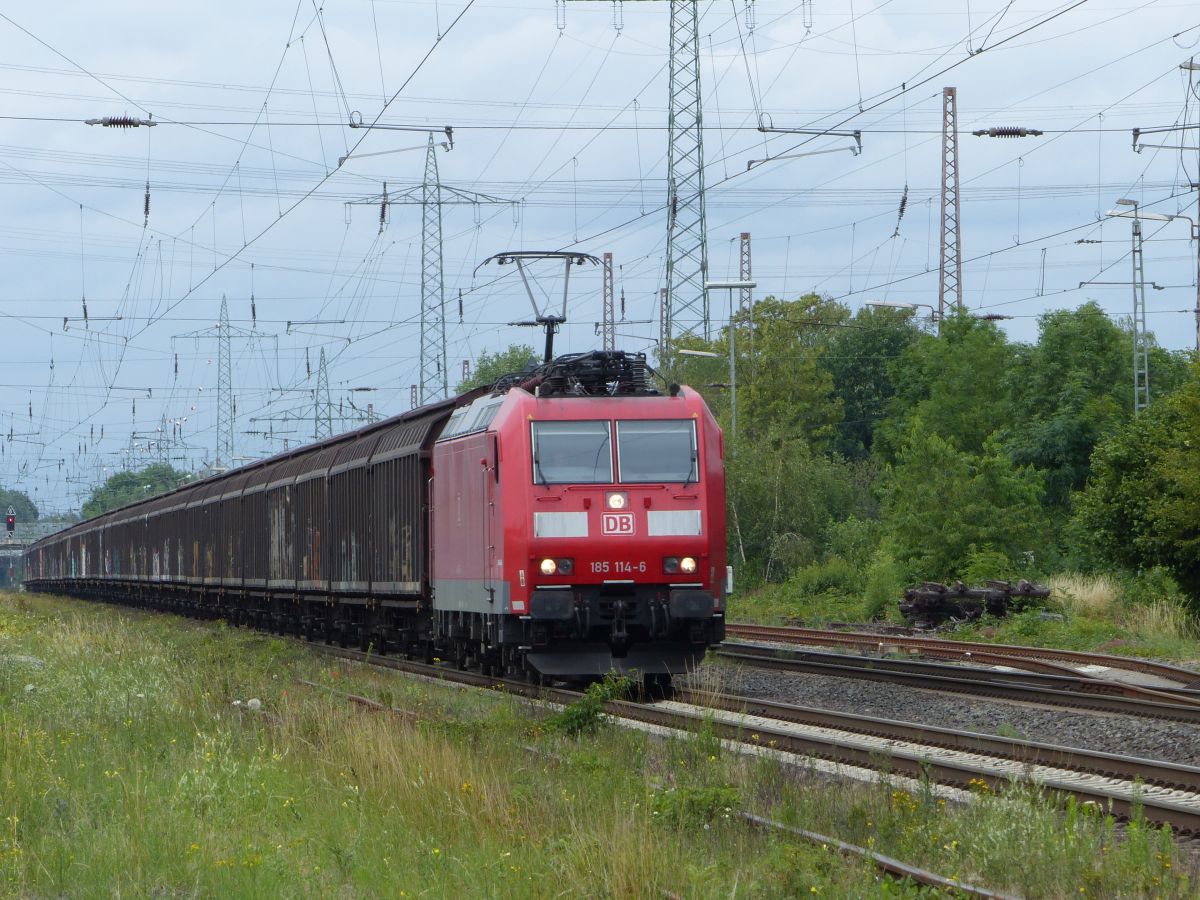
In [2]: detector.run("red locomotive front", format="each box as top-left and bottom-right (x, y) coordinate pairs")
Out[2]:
(431, 351), (727, 681)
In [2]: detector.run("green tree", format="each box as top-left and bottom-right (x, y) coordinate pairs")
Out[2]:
(1074, 366), (1200, 599)
(881, 424), (1045, 582)
(0, 488), (38, 523)
(725, 428), (875, 582)
(456, 344), (538, 393)
(82, 464), (192, 519)
(671, 294), (845, 451)
(820, 305), (922, 459)
(1147, 343), (1193, 398)
(1000, 302), (1128, 511)
(879, 311), (1017, 459)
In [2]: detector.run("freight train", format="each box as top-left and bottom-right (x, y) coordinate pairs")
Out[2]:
(24, 351), (728, 685)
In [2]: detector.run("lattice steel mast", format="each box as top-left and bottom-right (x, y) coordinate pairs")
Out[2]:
(738, 232), (752, 313)
(172, 295), (275, 470)
(216, 297), (233, 465)
(664, 1), (710, 341)
(938, 87), (964, 325)
(314, 348), (333, 440)
(419, 137), (447, 404)
(1131, 218), (1150, 413)
(601, 252), (616, 351)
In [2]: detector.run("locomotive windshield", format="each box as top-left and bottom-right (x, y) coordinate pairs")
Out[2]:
(531, 421), (613, 484)
(617, 420), (697, 483)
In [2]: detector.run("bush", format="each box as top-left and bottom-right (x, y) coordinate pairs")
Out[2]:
(1119, 566), (1186, 609)
(864, 551), (905, 620)
(788, 555), (863, 599)
(881, 429), (1046, 583)
(823, 516), (883, 569)
(547, 674), (633, 737)
(960, 544), (1016, 584)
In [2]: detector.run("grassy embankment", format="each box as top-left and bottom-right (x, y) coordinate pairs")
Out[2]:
(0, 591), (1190, 897)
(733, 572), (1200, 663)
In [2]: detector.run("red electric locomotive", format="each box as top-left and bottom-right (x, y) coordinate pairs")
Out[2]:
(430, 351), (727, 681)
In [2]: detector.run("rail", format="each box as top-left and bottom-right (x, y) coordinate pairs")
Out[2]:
(715, 643), (1200, 723)
(726, 623), (1200, 685)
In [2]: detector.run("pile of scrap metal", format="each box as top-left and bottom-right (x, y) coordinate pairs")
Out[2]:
(899, 580), (1051, 627)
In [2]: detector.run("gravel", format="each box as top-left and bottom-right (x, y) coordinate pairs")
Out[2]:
(689, 656), (1200, 768)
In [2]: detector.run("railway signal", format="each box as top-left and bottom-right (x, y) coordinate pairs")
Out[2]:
(5, 507), (15, 532)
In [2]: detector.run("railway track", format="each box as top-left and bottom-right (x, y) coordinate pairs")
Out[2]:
(716, 643), (1200, 723)
(725, 623), (1200, 686)
(306, 642), (1200, 835)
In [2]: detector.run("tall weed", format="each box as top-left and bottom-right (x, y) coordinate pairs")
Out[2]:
(1050, 572), (1119, 617)
(1124, 599), (1197, 641)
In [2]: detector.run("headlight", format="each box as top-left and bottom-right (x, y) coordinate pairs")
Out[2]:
(539, 558), (574, 576)
(679, 556), (698, 574)
(606, 491), (628, 510)
(663, 557), (679, 574)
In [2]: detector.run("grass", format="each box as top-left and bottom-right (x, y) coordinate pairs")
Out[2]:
(0, 590), (1193, 897)
(1051, 573), (1120, 618)
(730, 578), (871, 626)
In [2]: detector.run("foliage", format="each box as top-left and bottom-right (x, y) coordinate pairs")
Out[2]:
(960, 545), (1018, 584)
(820, 305), (923, 459)
(879, 311), (1017, 458)
(647, 784), (739, 826)
(787, 555), (863, 599)
(881, 426), (1045, 583)
(0, 488), (38, 522)
(546, 673), (632, 736)
(455, 343), (538, 392)
(734, 294), (847, 449)
(863, 550), (906, 619)
(81, 463), (192, 519)
(999, 302), (1128, 511)
(1073, 366), (1200, 600)
(670, 294), (846, 450)
(725, 430), (874, 581)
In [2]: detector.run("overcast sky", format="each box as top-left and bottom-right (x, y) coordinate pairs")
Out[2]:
(1, 0), (1198, 513)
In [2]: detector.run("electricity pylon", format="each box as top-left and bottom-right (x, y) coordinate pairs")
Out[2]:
(348, 136), (514, 404)
(554, 0), (717, 344)
(664, 1), (710, 341)
(172, 296), (272, 469)
(314, 348), (333, 439)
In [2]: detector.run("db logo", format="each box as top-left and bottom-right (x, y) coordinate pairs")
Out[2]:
(601, 512), (635, 535)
